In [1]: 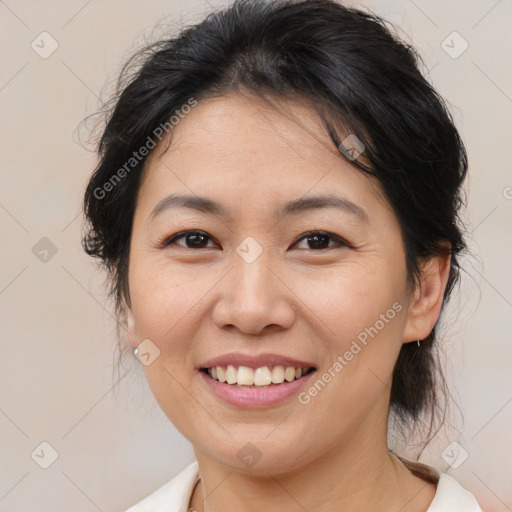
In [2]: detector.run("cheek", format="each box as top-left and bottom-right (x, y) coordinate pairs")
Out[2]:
(298, 260), (407, 346)
(297, 262), (408, 404)
(129, 262), (208, 435)
(295, 271), (407, 445)
(129, 258), (206, 340)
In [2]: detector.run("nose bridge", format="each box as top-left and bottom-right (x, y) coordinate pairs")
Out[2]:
(232, 241), (275, 308)
(212, 238), (295, 333)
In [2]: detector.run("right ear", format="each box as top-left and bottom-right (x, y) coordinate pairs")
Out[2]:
(125, 306), (138, 349)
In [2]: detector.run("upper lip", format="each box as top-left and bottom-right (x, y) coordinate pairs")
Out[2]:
(198, 352), (316, 370)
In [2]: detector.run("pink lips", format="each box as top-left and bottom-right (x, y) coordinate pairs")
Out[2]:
(197, 352), (317, 408)
(199, 367), (316, 409)
(198, 352), (316, 370)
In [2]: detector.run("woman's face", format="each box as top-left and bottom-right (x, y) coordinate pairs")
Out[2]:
(126, 92), (421, 474)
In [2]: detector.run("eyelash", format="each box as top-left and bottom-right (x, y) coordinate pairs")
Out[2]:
(160, 230), (351, 251)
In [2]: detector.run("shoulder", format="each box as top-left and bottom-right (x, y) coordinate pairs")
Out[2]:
(123, 460), (200, 512)
(397, 456), (482, 512)
(427, 472), (483, 512)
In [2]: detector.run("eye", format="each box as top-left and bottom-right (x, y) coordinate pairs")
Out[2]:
(160, 229), (350, 251)
(293, 230), (349, 250)
(162, 230), (217, 249)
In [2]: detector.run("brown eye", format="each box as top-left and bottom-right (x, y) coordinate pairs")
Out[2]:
(294, 231), (348, 250)
(161, 230), (349, 251)
(163, 230), (216, 249)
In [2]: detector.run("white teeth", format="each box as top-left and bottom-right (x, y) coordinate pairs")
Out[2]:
(217, 366), (226, 383)
(206, 365), (312, 386)
(254, 367), (272, 386)
(284, 367), (296, 382)
(225, 365), (237, 384)
(271, 366), (285, 383)
(237, 366), (254, 385)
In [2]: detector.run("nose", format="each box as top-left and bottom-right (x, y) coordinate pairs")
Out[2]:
(211, 249), (296, 335)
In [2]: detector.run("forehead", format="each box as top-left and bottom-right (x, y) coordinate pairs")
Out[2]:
(138, 92), (387, 216)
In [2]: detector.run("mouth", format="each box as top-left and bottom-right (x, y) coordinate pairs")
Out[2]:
(197, 353), (318, 407)
(200, 365), (316, 388)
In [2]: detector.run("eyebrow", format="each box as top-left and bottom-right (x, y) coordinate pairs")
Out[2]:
(148, 193), (368, 223)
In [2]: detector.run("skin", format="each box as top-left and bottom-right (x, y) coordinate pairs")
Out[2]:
(125, 91), (451, 511)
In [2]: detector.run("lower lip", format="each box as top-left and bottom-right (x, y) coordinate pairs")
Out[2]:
(199, 369), (316, 408)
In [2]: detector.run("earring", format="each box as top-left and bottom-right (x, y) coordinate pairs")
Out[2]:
(416, 340), (421, 347)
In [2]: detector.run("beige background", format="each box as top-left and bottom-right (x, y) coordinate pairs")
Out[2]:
(1, 0), (511, 510)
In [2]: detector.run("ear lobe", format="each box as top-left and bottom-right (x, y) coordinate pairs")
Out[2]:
(403, 251), (451, 343)
(125, 306), (138, 348)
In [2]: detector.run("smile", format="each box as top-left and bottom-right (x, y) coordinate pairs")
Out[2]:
(203, 365), (315, 387)
(199, 365), (317, 408)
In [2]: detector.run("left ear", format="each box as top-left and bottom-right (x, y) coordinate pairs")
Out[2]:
(403, 249), (451, 343)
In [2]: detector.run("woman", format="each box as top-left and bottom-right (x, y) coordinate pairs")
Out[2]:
(82, 0), (482, 510)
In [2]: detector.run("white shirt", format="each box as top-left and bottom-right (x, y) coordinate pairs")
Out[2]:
(124, 460), (482, 512)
